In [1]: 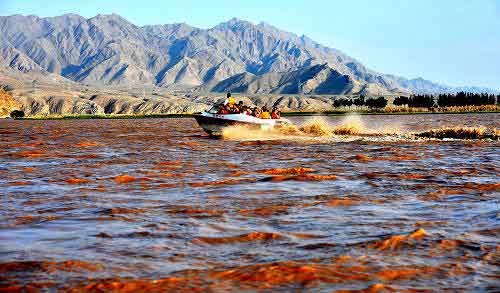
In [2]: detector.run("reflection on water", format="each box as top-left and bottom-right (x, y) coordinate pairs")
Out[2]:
(0, 113), (498, 291)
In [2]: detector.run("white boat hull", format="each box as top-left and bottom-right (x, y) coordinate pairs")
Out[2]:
(194, 112), (291, 136)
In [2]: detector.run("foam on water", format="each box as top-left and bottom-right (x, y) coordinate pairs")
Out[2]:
(221, 114), (401, 142)
(222, 114), (497, 142)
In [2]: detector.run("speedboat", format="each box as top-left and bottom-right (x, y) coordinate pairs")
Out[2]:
(194, 105), (292, 136)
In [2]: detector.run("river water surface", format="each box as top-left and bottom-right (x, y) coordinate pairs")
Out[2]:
(0, 113), (499, 291)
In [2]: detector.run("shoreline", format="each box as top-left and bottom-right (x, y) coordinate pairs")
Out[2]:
(282, 110), (500, 116)
(8, 110), (499, 120)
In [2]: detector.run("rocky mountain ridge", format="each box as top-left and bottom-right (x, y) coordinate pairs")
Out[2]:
(2, 13), (494, 96)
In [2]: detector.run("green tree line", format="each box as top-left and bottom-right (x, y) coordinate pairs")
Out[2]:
(394, 92), (499, 108)
(333, 95), (388, 109)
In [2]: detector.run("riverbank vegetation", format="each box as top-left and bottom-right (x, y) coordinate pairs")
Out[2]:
(311, 92), (499, 113)
(5, 91), (499, 119)
(415, 126), (499, 140)
(18, 113), (192, 120)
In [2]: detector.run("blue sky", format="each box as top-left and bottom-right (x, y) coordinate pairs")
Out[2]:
(1, 0), (499, 89)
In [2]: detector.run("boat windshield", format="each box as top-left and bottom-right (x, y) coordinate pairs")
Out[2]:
(207, 105), (221, 114)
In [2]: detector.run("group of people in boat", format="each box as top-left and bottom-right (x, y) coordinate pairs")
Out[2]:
(219, 93), (281, 119)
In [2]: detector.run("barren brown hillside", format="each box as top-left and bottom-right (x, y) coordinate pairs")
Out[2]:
(0, 88), (21, 118)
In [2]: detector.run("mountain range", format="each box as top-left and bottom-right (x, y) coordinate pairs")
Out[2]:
(0, 13), (497, 95)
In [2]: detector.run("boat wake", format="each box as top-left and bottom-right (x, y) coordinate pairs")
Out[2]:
(221, 114), (498, 142)
(222, 114), (398, 141)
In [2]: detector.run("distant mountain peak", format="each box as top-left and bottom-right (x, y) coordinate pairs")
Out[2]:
(257, 21), (279, 30)
(226, 17), (248, 24)
(53, 13), (84, 19)
(92, 13), (123, 20)
(214, 17), (256, 31)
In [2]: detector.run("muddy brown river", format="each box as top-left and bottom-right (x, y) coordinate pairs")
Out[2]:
(0, 113), (499, 291)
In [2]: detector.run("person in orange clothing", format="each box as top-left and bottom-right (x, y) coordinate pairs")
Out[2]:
(260, 106), (271, 119)
(223, 92), (235, 107)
